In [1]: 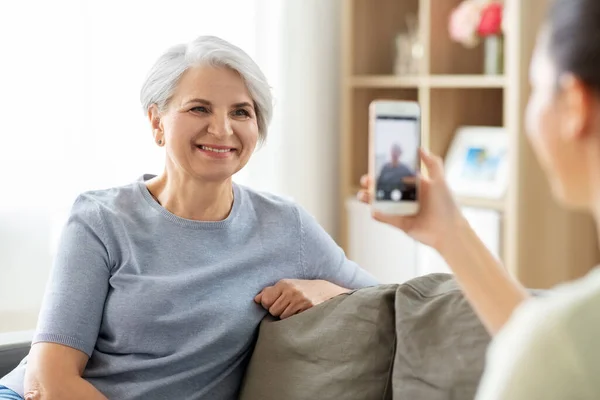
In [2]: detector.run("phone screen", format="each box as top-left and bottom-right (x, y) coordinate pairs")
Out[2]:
(374, 115), (420, 202)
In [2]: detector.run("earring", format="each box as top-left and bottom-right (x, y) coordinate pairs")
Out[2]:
(157, 139), (163, 146)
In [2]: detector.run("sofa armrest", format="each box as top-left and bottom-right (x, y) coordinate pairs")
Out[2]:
(0, 330), (33, 377)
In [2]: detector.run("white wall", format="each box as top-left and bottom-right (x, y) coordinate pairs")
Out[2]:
(239, 0), (342, 235)
(0, 0), (342, 332)
(276, 0), (341, 235)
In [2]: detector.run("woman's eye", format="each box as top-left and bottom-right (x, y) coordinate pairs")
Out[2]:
(191, 106), (209, 113)
(233, 109), (251, 118)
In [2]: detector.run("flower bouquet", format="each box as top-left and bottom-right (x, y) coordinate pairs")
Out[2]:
(448, 0), (504, 74)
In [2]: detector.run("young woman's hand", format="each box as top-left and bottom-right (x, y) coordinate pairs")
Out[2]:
(358, 148), (466, 251)
(255, 279), (349, 319)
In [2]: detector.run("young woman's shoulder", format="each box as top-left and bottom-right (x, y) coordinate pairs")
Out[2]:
(477, 268), (600, 399)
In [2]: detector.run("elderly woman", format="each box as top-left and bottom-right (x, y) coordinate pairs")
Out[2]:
(0, 36), (377, 399)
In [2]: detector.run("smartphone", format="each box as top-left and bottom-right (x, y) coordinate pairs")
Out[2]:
(369, 100), (421, 215)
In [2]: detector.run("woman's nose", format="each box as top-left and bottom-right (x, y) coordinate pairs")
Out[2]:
(207, 112), (233, 139)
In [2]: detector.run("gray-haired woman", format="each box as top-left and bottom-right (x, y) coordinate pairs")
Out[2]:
(0, 36), (377, 400)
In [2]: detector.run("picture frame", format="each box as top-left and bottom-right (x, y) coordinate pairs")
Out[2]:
(444, 126), (509, 199)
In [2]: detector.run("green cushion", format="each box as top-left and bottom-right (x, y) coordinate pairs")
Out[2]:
(239, 284), (397, 400)
(392, 274), (491, 399)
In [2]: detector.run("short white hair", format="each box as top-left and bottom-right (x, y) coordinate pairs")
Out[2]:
(140, 35), (272, 144)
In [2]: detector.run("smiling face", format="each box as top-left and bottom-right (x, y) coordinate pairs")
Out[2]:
(150, 65), (259, 183)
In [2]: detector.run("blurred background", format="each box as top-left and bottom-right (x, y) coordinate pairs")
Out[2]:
(1, 0), (598, 334)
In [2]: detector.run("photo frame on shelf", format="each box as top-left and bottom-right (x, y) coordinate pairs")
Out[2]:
(444, 126), (509, 199)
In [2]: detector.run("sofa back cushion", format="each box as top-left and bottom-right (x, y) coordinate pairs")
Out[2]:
(392, 273), (491, 399)
(239, 284), (397, 400)
(240, 274), (493, 400)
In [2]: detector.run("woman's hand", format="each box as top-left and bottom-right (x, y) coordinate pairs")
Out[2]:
(25, 343), (108, 400)
(255, 279), (350, 319)
(360, 148), (529, 335)
(358, 148), (466, 251)
(24, 391), (40, 400)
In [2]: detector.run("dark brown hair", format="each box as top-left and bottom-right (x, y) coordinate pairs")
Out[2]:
(547, 0), (600, 92)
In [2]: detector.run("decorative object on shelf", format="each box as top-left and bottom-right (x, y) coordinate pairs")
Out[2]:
(444, 126), (509, 199)
(483, 34), (504, 75)
(448, 0), (504, 75)
(394, 13), (423, 76)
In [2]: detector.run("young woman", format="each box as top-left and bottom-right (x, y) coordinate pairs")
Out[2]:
(359, 0), (600, 397)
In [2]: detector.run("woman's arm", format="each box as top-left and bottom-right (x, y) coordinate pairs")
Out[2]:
(25, 343), (107, 400)
(255, 202), (378, 319)
(255, 279), (350, 319)
(359, 149), (529, 335)
(25, 195), (112, 398)
(436, 217), (530, 334)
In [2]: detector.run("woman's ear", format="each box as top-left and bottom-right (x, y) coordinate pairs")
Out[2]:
(148, 104), (161, 130)
(148, 104), (164, 144)
(558, 74), (593, 141)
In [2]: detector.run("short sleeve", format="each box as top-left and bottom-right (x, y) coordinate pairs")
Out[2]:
(296, 205), (378, 289)
(475, 299), (593, 400)
(33, 194), (112, 357)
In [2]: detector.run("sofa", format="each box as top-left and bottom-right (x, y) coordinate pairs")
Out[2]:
(0, 337), (30, 379)
(1, 273), (492, 399)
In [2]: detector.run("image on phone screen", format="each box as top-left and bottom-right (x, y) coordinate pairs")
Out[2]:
(374, 115), (419, 202)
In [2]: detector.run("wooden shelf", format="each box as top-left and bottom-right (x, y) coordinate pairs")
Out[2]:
(350, 75), (506, 89)
(351, 75), (422, 88)
(350, 186), (504, 211)
(456, 196), (505, 212)
(340, 0), (600, 288)
(429, 75), (506, 88)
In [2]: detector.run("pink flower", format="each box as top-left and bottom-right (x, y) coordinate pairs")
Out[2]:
(478, 2), (503, 36)
(449, 0), (483, 48)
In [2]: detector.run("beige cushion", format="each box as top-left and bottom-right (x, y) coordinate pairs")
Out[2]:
(239, 284), (397, 400)
(392, 273), (491, 399)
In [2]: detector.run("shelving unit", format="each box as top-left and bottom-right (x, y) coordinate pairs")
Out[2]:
(351, 75), (506, 89)
(455, 196), (505, 212)
(339, 0), (599, 288)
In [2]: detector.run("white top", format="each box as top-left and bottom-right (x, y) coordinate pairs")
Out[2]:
(476, 267), (600, 399)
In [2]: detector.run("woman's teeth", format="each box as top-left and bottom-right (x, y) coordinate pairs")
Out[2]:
(199, 145), (232, 153)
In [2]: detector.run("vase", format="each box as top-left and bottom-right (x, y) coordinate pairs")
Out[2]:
(394, 33), (422, 75)
(484, 35), (504, 75)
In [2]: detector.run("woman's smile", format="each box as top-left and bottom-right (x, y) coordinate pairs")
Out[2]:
(195, 144), (237, 159)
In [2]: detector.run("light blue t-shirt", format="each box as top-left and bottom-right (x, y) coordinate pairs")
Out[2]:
(0, 175), (377, 399)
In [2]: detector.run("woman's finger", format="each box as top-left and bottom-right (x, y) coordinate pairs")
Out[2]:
(280, 303), (299, 319)
(268, 294), (289, 317)
(24, 391), (41, 400)
(372, 211), (415, 232)
(419, 148), (444, 178)
(258, 285), (281, 309)
(360, 174), (371, 189)
(254, 292), (263, 304)
(357, 189), (371, 204)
